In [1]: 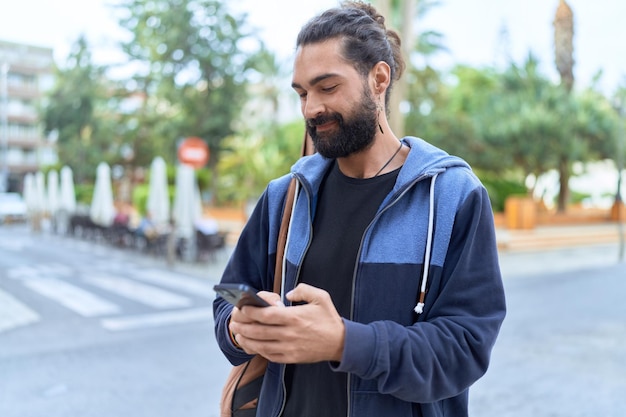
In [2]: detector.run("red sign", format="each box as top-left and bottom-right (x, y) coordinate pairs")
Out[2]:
(178, 137), (209, 169)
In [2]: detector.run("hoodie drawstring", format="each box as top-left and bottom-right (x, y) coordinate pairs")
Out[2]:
(282, 174), (437, 314)
(414, 173), (438, 315)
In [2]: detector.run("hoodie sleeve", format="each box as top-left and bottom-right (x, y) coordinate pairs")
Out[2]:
(332, 186), (507, 403)
(213, 174), (294, 365)
(213, 189), (273, 365)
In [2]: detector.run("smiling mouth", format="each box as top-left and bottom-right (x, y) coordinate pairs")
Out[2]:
(314, 120), (337, 132)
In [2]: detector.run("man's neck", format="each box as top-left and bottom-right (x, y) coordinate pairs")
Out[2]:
(336, 134), (405, 179)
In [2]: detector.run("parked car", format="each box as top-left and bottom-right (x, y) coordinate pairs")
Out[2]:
(0, 192), (28, 224)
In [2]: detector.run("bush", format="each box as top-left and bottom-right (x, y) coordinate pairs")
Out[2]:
(478, 173), (527, 212)
(132, 184), (149, 216)
(75, 183), (94, 205)
(570, 190), (591, 205)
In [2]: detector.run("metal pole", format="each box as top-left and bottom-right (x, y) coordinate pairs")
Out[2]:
(0, 61), (9, 193)
(616, 104), (625, 262)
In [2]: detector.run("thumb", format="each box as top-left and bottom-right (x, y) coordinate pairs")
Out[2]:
(257, 291), (284, 307)
(286, 283), (329, 305)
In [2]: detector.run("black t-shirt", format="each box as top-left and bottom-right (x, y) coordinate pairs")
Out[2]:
(282, 162), (399, 417)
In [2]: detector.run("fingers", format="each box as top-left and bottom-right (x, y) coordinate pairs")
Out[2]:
(230, 306), (254, 324)
(286, 283), (331, 305)
(257, 291), (284, 307)
(228, 284), (345, 363)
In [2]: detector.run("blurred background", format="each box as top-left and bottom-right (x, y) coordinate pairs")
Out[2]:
(0, 0), (624, 223)
(0, 2), (625, 417)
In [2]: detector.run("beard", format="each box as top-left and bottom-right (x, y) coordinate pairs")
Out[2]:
(305, 87), (378, 159)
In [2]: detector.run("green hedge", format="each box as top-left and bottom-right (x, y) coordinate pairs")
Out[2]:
(478, 174), (527, 212)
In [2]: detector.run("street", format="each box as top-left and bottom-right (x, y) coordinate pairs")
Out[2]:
(0, 223), (232, 417)
(1, 222), (625, 416)
(472, 252), (626, 417)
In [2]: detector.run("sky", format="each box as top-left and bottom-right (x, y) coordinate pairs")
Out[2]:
(0, 0), (624, 95)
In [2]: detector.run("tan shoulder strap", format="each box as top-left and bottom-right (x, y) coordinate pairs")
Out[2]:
(273, 177), (296, 293)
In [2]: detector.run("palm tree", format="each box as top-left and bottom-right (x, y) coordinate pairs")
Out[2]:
(375, 0), (445, 136)
(553, 0), (575, 212)
(553, 0), (574, 92)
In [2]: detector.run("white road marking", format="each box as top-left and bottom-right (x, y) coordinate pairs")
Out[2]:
(42, 262), (74, 276)
(0, 238), (28, 251)
(24, 278), (120, 317)
(0, 288), (40, 333)
(6, 263), (72, 280)
(84, 274), (192, 309)
(7, 265), (41, 280)
(101, 307), (213, 331)
(129, 269), (214, 298)
(71, 241), (93, 252)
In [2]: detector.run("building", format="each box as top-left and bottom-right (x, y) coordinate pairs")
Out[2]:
(0, 40), (55, 193)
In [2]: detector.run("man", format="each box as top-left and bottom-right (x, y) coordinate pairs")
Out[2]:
(213, 1), (506, 416)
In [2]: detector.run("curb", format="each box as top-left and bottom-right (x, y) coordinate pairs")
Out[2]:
(497, 223), (625, 252)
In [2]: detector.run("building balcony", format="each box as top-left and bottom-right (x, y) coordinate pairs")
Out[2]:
(7, 136), (41, 149)
(6, 162), (40, 174)
(7, 85), (41, 99)
(8, 113), (39, 124)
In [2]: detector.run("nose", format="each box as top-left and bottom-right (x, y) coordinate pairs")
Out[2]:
(302, 93), (325, 120)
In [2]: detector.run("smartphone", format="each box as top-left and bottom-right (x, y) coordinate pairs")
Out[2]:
(213, 283), (270, 308)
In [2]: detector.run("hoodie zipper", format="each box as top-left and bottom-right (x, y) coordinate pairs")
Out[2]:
(276, 170), (440, 417)
(346, 171), (438, 417)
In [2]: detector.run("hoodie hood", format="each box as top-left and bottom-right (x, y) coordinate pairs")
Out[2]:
(290, 136), (471, 195)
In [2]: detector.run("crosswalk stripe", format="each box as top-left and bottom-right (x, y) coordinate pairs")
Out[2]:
(24, 278), (121, 317)
(44, 263), (74, 276)
(129, 269), (214, 298)
(6, 263), (72, 281)
(84, 274), (192, 309)
(0, 238), (28, 251)
(100, 307), (213, 331)
(7, 265), (41, 280)
(0, 288), (41, 333)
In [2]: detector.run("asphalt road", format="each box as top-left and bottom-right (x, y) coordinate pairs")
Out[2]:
(0, 223), (232, 417)
(1, 222), (624, 416)
(472, 255), (626, 417)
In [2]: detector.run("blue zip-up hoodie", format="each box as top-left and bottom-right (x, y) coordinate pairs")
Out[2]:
(214, 136), (506, 417)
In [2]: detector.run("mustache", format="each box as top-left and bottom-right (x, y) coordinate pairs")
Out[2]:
(306, 113), (342, 128)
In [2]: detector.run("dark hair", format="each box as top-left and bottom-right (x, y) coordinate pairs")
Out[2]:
(296, 1), (405, 104)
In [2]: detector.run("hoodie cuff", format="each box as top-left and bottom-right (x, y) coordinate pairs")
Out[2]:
(227, 315), (244, 350)
(330, 319), (377, 376)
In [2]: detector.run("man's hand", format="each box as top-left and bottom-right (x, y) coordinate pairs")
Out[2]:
(228, 283), (345, 364)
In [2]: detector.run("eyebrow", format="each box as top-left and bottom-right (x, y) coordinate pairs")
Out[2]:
(291, 73), (340, 90)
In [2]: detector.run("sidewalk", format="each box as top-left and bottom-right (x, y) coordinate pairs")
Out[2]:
(207, 205), (625, 253)
(496, 222), (625, 252)
(163, 221), (625, 283)
(496, 222), (625, 277)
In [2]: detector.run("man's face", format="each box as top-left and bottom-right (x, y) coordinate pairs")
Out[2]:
(305, 83), (377, 159)
(292, 39), (378, 159)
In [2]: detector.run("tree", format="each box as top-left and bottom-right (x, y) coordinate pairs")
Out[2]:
(403, 64), (485, 165)
(463, 56), (615, 197)
(216, 121), (305, 205)
(115, 0), (267, 195)
(610, 84), (626, 204)
(403, 54), (616, 211)
(374, 0), (446, 136)
(487, 56), (567, 180)
(553, 0), (575, 211)
(42, 36), (116, 184)
(554, 0), (575, 93)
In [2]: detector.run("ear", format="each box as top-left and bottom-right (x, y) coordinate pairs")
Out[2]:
(371, 61), (391, 95)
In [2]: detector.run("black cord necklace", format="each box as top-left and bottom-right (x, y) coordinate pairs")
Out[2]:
(373, 141), (403, 177)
